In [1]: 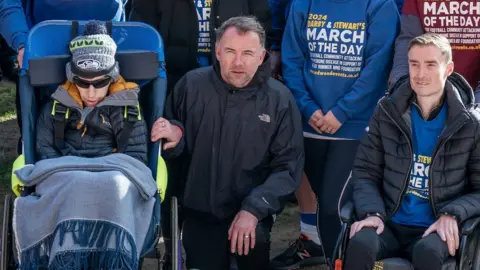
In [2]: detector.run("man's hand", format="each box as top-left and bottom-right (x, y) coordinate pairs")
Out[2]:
(316, 110), (342, 134)
(150, 117), (183, 150)
(349, 216), (384, 239)
(228, 210), (258, 256)
(17, 48), (24, 69)
(423, 215), (459, 256)
(309, 109), (324, 133)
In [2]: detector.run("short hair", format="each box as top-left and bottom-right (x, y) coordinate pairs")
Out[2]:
(408, 33), (452, 63)
(215, 16), (266, 48)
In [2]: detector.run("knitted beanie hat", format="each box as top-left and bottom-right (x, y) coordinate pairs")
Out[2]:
(66, 20), (119, 81)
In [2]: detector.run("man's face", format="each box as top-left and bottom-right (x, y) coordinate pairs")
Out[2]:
(408, 45), (454, 98)
(74, 75), (112, 107)
(215, 27), (266, 88)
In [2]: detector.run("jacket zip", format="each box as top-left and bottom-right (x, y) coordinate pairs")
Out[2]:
(428, 113), (468, 217)
(379, 102), (413, 218)
(213, 89), (236, 214)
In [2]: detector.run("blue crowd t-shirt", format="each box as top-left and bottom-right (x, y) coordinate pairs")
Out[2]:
(195, 0), (212, 67)
(392, 103), (447, 227)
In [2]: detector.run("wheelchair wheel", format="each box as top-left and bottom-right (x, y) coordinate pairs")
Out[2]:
(1, 194), (15, 270)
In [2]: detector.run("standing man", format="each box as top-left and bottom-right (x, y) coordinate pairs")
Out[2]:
(392, 0), (480, 100)
(281, 0), (400, 264)
(151, 16), (304, 270)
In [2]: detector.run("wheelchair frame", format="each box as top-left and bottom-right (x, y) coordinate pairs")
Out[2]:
(0, 20), (183, 270)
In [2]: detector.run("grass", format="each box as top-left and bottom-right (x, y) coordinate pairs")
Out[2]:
(0, 80), (17, 188)
(0, 81), (16, 117)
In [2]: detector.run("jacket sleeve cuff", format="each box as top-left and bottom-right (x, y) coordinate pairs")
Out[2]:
(437, 212), (460, 222)
(366, 212), (386, 223)
(240, 199), (266, 221)
(331, 105), (348, 125)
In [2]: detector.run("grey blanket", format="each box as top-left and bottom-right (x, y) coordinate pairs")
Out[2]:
(12, 154), (157, 270)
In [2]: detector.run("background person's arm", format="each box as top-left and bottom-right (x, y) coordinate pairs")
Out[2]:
(0, 0), (28, 52)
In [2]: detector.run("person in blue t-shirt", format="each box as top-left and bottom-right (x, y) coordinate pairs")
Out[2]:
(346, 33), (480, 270)
(281, 0), (400, 264)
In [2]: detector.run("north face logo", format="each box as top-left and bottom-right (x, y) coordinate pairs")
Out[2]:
(258, 114), (270, 123)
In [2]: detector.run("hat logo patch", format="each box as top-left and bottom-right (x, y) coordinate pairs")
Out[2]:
(77, 59), (100, 69)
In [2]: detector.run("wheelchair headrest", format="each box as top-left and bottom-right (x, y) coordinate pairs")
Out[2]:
(29, 51), (160, 86)
(22, 20), (166, 86)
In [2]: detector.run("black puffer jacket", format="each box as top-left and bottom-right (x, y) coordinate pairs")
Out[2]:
(353, 73), (480, 224)
(36, 77), (148, 163)
(163, 55), (304, 221)
(129, 0), (274, 92)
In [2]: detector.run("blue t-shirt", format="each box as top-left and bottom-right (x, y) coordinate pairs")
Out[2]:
(392, 103), (447, 227)
(195, 0), (212, 67)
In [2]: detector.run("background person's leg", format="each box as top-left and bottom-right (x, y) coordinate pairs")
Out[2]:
(344, 226), (400, 270)
(270, 173), (324, 269)
(297, 173), (320, 245)
(182, 214), (230, 270)
(305, 139), (359, 261)
(410, 233), (450, 270)
(236, 217), (274, 270)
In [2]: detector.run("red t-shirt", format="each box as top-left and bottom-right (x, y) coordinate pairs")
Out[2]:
(403, 0), (480, 89)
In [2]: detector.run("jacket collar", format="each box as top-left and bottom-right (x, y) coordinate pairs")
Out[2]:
(386, 73), (474, 124)
(51, 75), (140, 110)
(411, 94), (445, 121)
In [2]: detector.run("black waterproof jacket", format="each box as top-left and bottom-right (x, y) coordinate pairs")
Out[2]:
(353, 73), (480, 224)
(164, 56), (304, 220)
(36, 77), (148, 163)
(129, 0), (274, 92)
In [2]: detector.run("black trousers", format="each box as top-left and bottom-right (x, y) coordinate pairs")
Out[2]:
(303, 138), (360, 260)
(344, 221), (450, 270)
(182, 212), (273, 270)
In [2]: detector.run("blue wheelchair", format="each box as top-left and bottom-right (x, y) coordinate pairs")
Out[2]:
(1, 20), (182, 270)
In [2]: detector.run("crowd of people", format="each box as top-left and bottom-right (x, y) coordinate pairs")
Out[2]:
(1, 0), (480, 269)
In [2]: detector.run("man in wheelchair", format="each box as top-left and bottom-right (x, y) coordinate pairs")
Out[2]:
(344, 33), (480, 270)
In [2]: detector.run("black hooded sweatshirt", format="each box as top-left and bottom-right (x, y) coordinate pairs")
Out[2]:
(164, 55), (304, 221)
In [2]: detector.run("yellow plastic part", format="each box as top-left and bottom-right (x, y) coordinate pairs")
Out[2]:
(124, 105), (142, 120)
(156, 156), (168, 202)
(51, 100), (70, 118)
(11, 155), (25, 197)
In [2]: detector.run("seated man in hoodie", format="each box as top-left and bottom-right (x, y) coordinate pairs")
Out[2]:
(345, 33), (480, 270)
(35, 20), (147, 163)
